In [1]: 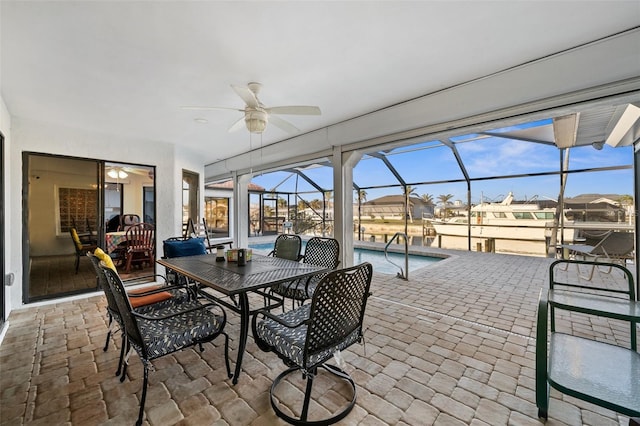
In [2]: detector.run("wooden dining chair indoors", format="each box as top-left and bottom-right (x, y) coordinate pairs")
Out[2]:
(120, 213), (140, 231)
(253, 262), (373, 425)
(101, 263), (231, 426)
(270, 236), (340, 309)
(124, 222), (155, 273)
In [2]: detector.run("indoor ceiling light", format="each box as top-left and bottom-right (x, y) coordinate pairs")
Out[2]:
(107, 169), (128, 179)
(245, 109), (268, 133)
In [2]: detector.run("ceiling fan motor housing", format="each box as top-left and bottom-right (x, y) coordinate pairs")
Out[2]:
(245, 108), (268, 133)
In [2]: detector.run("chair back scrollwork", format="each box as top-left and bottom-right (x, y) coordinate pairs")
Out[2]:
(270, 234), (302, 261)
(305, 262), (370, 362)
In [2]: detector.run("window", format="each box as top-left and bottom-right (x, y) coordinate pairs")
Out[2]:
(205, 197), (229, 238)
(182, 170), (199, 224)
(513, 212), (534, 219)
(143, 186), (154, 224)
(105, 183), (123, 232)
(534, 212), (555, 219)
(57, 187), (98, 234)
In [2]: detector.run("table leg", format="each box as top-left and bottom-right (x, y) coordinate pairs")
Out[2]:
(232, 293), (250, 384)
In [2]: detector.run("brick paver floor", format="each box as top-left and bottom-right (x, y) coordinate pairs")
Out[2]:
(0, 248), (636, 425)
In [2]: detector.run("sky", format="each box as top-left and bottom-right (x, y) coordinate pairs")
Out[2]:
(250, 121), (634, 206)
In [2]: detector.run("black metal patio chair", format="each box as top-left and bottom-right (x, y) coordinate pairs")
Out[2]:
(88, 250), (189, 375)
(253, 262), (373, 425)
(268, 233), (302, 261)
(101, 264), (230, 426)
(70, 227), (97, 273)
(270, 236), (340, 309)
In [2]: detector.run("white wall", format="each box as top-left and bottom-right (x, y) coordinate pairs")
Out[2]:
(7, 117), (203, 311)
(1, 94), (13, 317)
(115, 172), (153, 219)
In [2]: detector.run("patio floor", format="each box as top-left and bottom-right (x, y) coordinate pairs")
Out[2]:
(0, 248), (636, 425)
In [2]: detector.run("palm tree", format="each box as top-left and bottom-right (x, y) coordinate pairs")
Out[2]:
(421, 193), (434, 205)
(421, 193), (434, 220)
(403, 185), (417, 222)
(438, 194), (454, 218)
(618, 194), (634, 206)
(309, 199), (322, 210)
(356, 189), (367, 204)
(323, 190), (333, 204)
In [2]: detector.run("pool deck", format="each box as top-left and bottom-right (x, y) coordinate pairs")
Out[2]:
(0, 247), (637, 425)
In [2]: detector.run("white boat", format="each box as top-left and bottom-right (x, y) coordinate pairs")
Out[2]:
(431, 192), (578, 255)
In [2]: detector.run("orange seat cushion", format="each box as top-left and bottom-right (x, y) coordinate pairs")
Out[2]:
(127, 285), (173, 308)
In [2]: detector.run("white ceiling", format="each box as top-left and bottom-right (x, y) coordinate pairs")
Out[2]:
(2, 1), (640, 166)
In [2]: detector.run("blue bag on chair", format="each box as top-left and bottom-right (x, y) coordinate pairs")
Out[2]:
(162, 238), (208, 290)
(163, 238), (207, 258)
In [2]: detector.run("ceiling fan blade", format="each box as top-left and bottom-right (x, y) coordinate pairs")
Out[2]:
(181, 106), (243, 112)
(122, 167), (151, 176)
(269, 115), (300, 133)
(267, 106), (321, 115)
(228, 116), (246, 133)
(231, 84), (259, 108)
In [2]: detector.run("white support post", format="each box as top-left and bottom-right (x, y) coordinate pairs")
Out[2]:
(232, 172), (251, 249)
(333, 146), (362, 268)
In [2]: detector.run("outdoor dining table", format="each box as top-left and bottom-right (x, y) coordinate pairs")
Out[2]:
(157, 253), (329, 384)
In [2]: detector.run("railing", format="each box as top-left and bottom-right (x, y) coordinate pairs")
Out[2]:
(384, 232), (409, 280)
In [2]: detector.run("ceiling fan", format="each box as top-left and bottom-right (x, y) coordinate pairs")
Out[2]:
(105, 165), (153, 180)
(182, 82), (321, 134)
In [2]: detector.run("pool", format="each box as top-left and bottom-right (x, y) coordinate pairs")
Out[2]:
(248, 242), (441, 275)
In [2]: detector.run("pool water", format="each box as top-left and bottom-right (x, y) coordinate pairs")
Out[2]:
(248, 242), (441, 275)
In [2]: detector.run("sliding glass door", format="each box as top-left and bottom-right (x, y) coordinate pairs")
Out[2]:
(23, 154), (156, 303)
(24, 153), (100, 302)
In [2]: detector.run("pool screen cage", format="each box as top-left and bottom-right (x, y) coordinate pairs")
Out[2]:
(249, 188), (334, 237)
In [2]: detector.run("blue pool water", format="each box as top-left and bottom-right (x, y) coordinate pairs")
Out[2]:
(248, 242), (441, 275)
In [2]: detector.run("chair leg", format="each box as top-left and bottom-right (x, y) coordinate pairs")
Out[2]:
(104, 314), (113, 352)
(136, 365), (149, 426)
(125, 254), (133, 274)
(74, 253), (80, 274)
(119, 339), (130, 382)
(300, 369), (315, 421)
(115, 333), (126, 377)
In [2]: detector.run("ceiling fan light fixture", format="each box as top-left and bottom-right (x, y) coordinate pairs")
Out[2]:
(183, 83), (320, 134)
(107, 169), (128, 179)
(245, 109), (268, 133)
